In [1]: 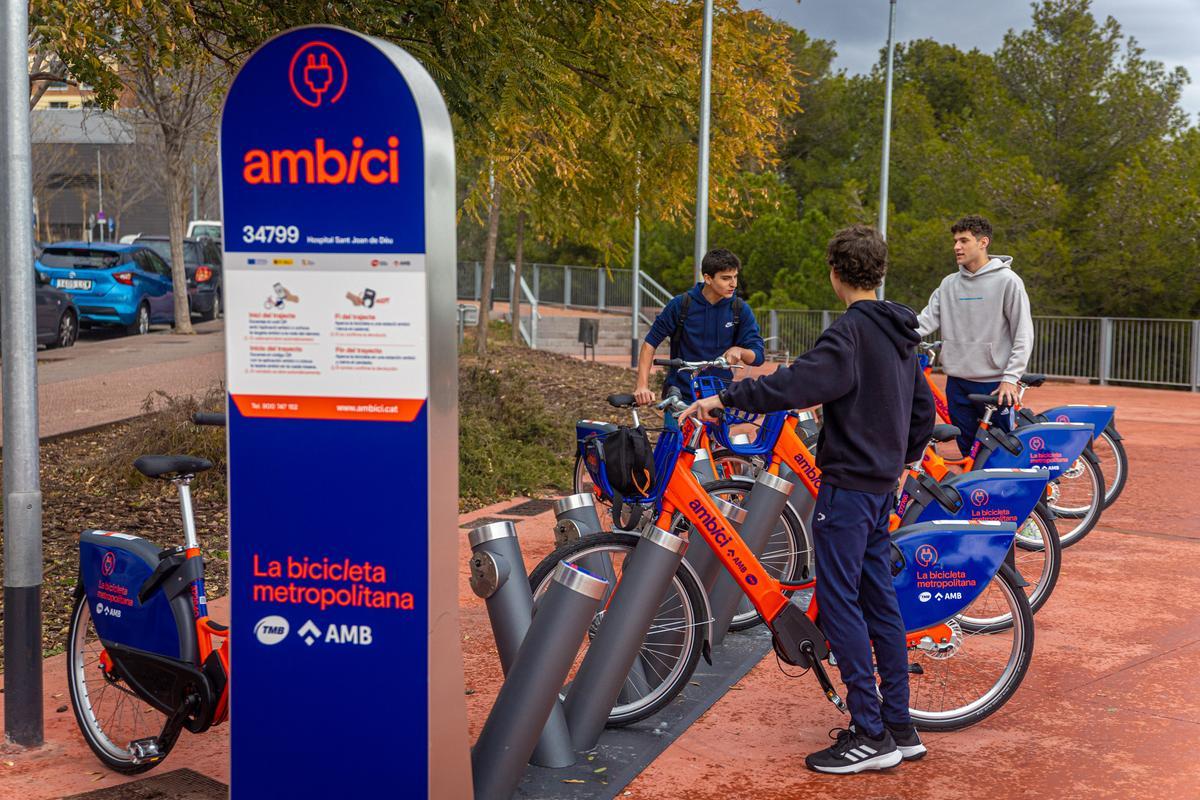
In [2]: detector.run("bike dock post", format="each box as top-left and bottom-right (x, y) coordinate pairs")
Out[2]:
(468, 521), (575, 769)
(563, 525), (689, 751)
(709, 471), (795, 646)
(686, 496), (746, 592)
(553, 493), (613, 583)
(471, 562), (607, 800)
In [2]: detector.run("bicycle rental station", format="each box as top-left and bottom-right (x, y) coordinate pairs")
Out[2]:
(30, 22), (1132, 800)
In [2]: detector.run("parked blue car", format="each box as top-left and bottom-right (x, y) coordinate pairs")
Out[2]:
(35, 242), (175, 335)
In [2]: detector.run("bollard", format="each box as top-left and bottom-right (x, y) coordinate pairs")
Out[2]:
(563, 525), (689, 751)
(685, 496), (747, 592)
(708, 471), (795, 645)
(553, 493), (614, 585)
(472, 562), (607, 800)
(692, 445), (719, 484)
(468, 521), (575, 769)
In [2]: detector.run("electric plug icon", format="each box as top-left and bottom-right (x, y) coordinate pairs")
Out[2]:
(303, 53), (333, 102)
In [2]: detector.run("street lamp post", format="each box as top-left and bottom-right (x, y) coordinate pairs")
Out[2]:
(1, 0), (45, 747)
(877, 0), (898, 301)
(694, 0), (714, 284)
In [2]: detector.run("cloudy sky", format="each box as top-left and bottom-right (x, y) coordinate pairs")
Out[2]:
(743, 0), (1200, 121)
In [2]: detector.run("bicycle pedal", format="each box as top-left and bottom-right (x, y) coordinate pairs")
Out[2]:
(907, 662), (925, 675)
(129, 737), (163, 764)
(824, 688), (848, 713)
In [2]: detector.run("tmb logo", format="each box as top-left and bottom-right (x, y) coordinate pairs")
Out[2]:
(101, 551), (116, 576)
(1030, 436), (1046, 451)
(254, 615), (290, 645)
(289, 42), (348, 108)
(971, 488), (990, 507)
(915, 544), (939, 568)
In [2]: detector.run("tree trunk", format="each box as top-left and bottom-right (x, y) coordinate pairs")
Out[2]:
(164, 154), (196, 334)
(476, 184), (501, 356)
(511, 211), (526, 344)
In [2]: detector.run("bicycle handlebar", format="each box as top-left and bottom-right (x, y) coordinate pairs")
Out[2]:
(192, 411), (227, 427)
(652, 357), (743, 373)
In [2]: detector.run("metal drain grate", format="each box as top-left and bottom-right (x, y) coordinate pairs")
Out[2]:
(64, 768), (228, 800)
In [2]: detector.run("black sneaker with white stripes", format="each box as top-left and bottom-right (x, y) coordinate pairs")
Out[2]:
(886, 722), (927, 761)
(805, 727), (902, 774)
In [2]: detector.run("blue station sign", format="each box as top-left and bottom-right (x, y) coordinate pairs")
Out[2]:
(219, 26), (469, 797)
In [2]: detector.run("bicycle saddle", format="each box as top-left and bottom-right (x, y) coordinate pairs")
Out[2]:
(929, 424), (961, 443)
(134, 455), (214, 479)
(607, 394), (637, 409)
(968, 392), (1001, 409)
(1020, 373), (1046, 388)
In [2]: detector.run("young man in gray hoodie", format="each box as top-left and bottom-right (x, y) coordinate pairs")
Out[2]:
(916, 215), (1034, 456)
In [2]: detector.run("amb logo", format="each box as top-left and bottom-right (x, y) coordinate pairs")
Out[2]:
(915, 544), (939, 568)
(289, 41), (348, 108)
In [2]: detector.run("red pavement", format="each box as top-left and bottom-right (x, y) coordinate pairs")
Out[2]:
(1, 379), (1197, 799)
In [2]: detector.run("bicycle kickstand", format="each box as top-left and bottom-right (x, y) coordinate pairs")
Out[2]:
(801, 642), (848, 714)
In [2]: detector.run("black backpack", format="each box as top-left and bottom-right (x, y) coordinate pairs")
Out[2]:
(601, 426), (656, 530)
(670, 293), (744, 359)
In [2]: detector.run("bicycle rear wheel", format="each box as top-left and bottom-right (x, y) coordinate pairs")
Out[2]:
(528, 532), (707, 727)
(1046, 449), (1104, 547)
(1092, 429), (1128, 509)
(1012, 503), (1062, 617)
(907, 567), (1034, 732)
(67, 592), (172, 774)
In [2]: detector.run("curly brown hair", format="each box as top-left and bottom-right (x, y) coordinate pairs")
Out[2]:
(951, 215), (993, 245)
(826, 225), (888, 290)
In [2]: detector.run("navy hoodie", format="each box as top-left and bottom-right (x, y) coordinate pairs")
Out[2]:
(722, 300), (935, 494)
(645, 283), (765, 400)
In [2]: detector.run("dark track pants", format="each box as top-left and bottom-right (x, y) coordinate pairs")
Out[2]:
(812, 483), (910, 738)
(945, 376), (1013, 457)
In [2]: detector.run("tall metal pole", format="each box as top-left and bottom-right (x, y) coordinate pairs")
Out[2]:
(192, 161), (199, 220)
(2, 0), (45, 746)
(693, 0), (714, 285)
(876, 0), (897, 301)
(96, 149), (103, 242)
(631, 166), (641, 367)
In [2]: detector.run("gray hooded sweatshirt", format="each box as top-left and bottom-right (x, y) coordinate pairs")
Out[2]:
(916, 256), (1034, 384)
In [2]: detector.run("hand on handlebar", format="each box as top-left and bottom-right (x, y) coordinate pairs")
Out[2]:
(679, 394), (725, 425)
(634, 385), (656, 406)
(997, 380), (1019, 407)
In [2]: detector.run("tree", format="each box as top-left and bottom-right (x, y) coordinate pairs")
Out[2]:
(29, 115), (76, 241)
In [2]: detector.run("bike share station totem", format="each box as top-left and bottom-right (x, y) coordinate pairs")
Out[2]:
(219, 26), (471, 797)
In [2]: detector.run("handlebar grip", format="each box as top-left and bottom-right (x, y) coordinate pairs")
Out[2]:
(192, 411), (227, 427)
(653, 358), (682, 367)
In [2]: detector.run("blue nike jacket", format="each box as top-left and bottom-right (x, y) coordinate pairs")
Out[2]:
(644, 283), (765, 400)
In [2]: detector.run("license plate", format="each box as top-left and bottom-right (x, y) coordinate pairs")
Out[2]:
(55, 279), (92, 290)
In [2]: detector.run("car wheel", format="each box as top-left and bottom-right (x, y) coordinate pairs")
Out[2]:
(200, 288), (220, 322)
(128, 303), (150, 336)
(50, 309), (78, 349)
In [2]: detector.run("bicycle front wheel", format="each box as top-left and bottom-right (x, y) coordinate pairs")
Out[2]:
(67, 592), (171, 774)
(907, 567), (1034, 732)
(1012, 502), (1062, 616)
(528, 532), (707, 727)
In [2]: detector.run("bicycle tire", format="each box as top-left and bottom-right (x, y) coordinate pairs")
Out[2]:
(1095, 429), (1128, 509)
(909, 566), (1034, 732)
(1013, 502), (1062, 617)
(67, 592), (171, 774)
(527, 532), (707, 727)
(1046, 448), (1104, 548)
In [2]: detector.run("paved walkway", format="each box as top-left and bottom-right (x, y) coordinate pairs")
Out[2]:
(0, 320), (226, 440)
(1, 377), (1196, 799)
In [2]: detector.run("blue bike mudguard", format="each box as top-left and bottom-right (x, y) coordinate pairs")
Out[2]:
(891, 520), (1017, 631)
(1039, 405), (1115, 439)
(78, 530), (197, 662)
(911, 468), (1050, 527)
(976, 421), (1094, 480)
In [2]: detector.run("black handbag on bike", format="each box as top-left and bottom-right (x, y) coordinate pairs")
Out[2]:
(601, 425), (656, 530)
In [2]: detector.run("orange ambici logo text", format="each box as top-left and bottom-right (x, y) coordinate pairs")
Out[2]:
(243, 137), (400, 186)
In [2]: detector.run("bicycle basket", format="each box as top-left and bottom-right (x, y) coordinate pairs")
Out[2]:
(692, 374), (786, 456)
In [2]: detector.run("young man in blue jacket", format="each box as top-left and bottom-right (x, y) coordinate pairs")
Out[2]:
(682, 225), (935, 774)
(633, 248), (765, 405)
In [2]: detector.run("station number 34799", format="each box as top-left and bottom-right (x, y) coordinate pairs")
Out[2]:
(242, 225), (300, 244)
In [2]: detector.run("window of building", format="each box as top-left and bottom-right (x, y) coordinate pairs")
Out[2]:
(48, 101), (69, 109)
(47, 81), (68, 92)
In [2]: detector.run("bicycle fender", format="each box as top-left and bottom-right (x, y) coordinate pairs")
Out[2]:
(676, 555), (715, 663)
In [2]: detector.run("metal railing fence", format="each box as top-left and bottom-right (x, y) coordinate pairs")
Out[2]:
(459, 262), (1200, 390)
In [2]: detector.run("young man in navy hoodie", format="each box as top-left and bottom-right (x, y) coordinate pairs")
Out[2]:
(682, 225), (935, 774)
(633, 248), (765, 404)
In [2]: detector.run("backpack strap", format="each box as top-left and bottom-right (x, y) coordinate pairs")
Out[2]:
(731, 296), (743, 339)
(670, 293), (692, 360)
